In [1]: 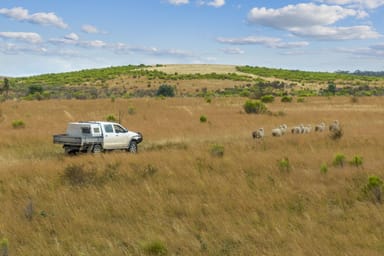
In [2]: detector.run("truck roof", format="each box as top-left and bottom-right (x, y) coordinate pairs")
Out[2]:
(69, 121), (121, 126)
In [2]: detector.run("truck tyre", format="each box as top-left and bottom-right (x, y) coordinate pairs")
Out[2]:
(92, 144), (103, 153)
(128, 141), (138, 153)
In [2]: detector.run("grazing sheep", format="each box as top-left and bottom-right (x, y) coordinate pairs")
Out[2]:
(279, 124), (288, 134)
(272, 127), (283, 137)
(315, 122), (326, 132)
(252, 128), (265, 139)
(329, 120), (340, 132)
(291, 124), (304, 134)
(302, 124), (312, 134)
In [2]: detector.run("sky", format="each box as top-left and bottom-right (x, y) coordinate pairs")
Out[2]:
(0, 0), (383, 77)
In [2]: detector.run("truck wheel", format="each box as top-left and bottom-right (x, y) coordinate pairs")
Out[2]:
(128, 141), (138, 153)
(92, 144), (103, 153)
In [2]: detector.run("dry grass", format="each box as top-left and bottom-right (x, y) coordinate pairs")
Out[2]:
(1, 96), (384, 255)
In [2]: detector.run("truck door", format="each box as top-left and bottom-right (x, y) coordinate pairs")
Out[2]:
(102, 124), (121, 149)
(113, 124), (131, 148)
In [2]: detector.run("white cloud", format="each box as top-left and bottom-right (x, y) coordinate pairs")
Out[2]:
(0, 7), (68, 29)
(319, 0), (384, 9)
(64, 33), (79, 41)
(248, 3), (363, 29)
(207, 0), (225, 8)
(167, 0), (189, 5)
(82, 24), (100, 34)
(290, 25), (381, 40)
(221, 47), (245, 55)
(0, 32), (42, 43)
(247, 3), (380, 40)
(217, 36), (309, 48)
(0, 42), (47, 55)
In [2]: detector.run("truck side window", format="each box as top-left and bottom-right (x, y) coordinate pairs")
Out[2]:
(81, 127), (91, 134)
(104, 124), (113, 133)
(114, 125), (125, 133)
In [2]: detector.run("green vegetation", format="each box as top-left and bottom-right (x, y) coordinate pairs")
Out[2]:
(211, 144), (224, 157)
(243, 99), (268, 114)
(333, 153), (346, 168)
(200, 115), (207, 123)
(156, 84), (175, 97)
(11, 120), (25, 129)
(362, 176), (383, 203)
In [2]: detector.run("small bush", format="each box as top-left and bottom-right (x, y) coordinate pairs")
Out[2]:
(351, 96), (359, 103)
(128, 107), (136, 115)
(278, 157), (291, 172)
(297, 97), (305, 103)
(362, 176), (383, 203)
(350, 155), (363, 168)
(320, 163), (328, 174)
(106, 114), (116, 122)
(142, 240), (168, 256)
(61, 164), (97, 186)
(243, 99), (268, 114)
(200, 115), (207, 123)
(261, 95), (275, 103)
(281, 95), (293, 103)
(156, 84), (175, 97)
(12, 120), (25, 129)
(211, 144), (224, 157)
(0, 237), (9, 256)
(333, 153), (346, 168)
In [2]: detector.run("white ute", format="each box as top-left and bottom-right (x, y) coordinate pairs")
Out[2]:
(53, 121), (143, 154)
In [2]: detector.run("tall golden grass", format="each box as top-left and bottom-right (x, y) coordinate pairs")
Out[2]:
(0, 96), (384, 255)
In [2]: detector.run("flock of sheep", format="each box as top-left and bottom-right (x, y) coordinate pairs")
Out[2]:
(252, 120), (340, 139)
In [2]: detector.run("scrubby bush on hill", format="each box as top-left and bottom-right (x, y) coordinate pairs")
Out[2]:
(156, 84), (175, 97)
(243, 99), (267, 114)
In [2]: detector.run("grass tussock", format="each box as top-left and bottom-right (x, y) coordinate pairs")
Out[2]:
(0, 97), (384, 255)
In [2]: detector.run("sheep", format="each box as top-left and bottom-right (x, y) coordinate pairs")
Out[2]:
(279, 124), (288, 134)
(315, 122), (326, 132)
(291, 124), (304, 134)
(252, 128), (265, 139)
(302, 124), (312, 134)
(272, 127), (283, 137)
(329, 120), (340, 132)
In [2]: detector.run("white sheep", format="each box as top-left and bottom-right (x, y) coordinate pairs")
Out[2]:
(315, 122), (326, 132)
(291, 124), (304, 134)
(252, 128), (265, 139)
(302, 124), (312, 134)
(279, 124), (288, 134)
(272, 127), (283, 137)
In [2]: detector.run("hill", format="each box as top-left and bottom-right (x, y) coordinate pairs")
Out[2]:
(2, 64), (384, 100)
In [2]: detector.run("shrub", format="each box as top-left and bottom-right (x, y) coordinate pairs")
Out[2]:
(200, 115), (207, 123)
(362, 176), (383, 203)
(12, 119), (25, 129)
(61, 164), (97, 186)
(243, 99), (267, 114)
(211, 144), (224, 157)
(333, 153), (345, 167)
(142, 240), (168, 256)
(350, 155), (363, 168)
(261, 94), (275, 103)
(320, 163), (328, 174)
(0, 237), (8, 256)
(128, 107), (136, 115)
(281, 96), (293, 103)
(106, 114), (116, 122)
(278, 157), (291, 172)
(297, 97), (305, 103)
(156, 84), (175, 97)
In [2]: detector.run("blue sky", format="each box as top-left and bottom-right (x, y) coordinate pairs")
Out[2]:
(0, 0), (383, 77)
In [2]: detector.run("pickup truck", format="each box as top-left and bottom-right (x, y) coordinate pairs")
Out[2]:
(53, 121), (143, 154)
